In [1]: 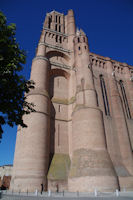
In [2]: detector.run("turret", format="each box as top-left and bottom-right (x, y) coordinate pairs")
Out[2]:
(10, 22), (50, 192)
(68, 30), (118, 192)
(67, 9), (76, 51)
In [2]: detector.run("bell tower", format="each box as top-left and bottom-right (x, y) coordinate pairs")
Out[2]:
(11, 9), (133, 193)
(10, 9), (76, 192)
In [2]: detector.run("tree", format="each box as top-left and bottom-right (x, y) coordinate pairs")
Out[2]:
(0, 11), (35, 139)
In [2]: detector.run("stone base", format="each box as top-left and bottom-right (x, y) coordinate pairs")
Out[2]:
(48, 180), (68, 192)
(10, 176), (47, 192)
(68, 149), (118, 192)
(47, 153), (70, 191)
(68, 176), (118, 192)
(119, 176), (133, 191)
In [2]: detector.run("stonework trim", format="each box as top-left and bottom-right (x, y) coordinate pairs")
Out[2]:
(51, 96), (76, 105)
(39, 42), (71, 53)
(13, 175), (46, 179)
(54, 118), (72, 122)
(36, 111), (50, 117)
(32, 56), (49, 63)
(72, 104), (103, 115)
(50, 61), (71, 70)
(43, 27), (68, 37)
(32, 55), (72, 71)
(26, 89), (49, 99)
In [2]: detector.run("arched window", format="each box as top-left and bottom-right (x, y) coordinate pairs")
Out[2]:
(119, 80), (131, 119)
(77, 37), (80, 43)
(100, 75), (110, 116)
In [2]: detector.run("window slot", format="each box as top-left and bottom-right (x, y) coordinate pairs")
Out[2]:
(55, 24), (57, 31)
(119, 80), (131, 119)
(59, 36), (62, 43)
(59, 16), (61, 23)
(100, 75), (110, 116)
(59, 25), (61, 32)
(59, 105), (61, 112)
(58, 124), (60, 146)
(56, 35), (58, 42)
(56, 15), (58, 23)
(48, 17), (52, 29)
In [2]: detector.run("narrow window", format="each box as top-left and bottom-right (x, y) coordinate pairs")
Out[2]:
(83, 37), (85, 42)
(57, 77), (59, 86)
(59, 25), (61, 32)
(55, 24), (57, 31)
(100, 75), (110, 116)
(56, 35), (58, 42)
(84, 46), (87, 50)
(78, 46), (80, 50)
(48, 17), (51, 29)
(78, 37), (80, 43)
(59, 16), (61, 23)
(59, 105), (61, 112)
(119, 80), (131, 119)
(59, 36), (62, 43)
(58, 124), (60, 146)
(56, 15), (58, 23)
(96, 91), (99, 106)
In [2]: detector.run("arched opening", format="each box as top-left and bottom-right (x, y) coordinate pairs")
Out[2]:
(49, 68), (70, 99)
(46, 50), (70, 62)
(49, 68), (70, 167)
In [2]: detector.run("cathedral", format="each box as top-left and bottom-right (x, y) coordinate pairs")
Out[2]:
(10, 10), (133, 192)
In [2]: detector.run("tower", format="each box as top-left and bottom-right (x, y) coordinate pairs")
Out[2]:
(10, 10), (133, 192)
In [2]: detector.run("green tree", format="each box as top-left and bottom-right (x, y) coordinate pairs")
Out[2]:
(0, 11), (35, 139)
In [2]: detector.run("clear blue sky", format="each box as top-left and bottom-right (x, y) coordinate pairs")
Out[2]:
(0, 0), (133, 166)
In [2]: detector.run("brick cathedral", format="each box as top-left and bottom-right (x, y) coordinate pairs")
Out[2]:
(10, 10), (133, 192)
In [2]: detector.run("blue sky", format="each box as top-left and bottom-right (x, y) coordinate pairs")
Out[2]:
(0, 0), (133, 166)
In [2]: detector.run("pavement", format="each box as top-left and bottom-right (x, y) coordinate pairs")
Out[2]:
(0, 191), (133, 200)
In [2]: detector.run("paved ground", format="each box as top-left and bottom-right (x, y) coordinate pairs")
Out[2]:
(1, 196), (133, 200)
(1, 191), (133, 200)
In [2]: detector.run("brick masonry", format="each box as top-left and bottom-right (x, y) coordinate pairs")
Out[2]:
(10, 10), (133, 192)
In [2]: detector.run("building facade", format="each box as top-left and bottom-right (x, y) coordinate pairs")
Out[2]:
(10, 10), (133, 192)
(0, 165), (12, 189)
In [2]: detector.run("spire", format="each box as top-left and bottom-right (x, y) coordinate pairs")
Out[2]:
(76, 28), (86, 36)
